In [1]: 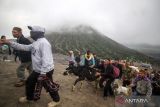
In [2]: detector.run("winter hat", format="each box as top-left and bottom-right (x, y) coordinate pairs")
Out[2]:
(28, 26), (45, 41)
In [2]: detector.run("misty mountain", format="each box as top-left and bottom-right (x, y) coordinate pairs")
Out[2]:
(126, 44), (160, 60)
(46, 25), (153, 62)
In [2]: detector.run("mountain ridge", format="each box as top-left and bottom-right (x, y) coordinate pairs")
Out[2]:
(46, 25), (154, 63)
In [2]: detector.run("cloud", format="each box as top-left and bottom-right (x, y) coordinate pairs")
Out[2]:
(0, 0), (160, 45)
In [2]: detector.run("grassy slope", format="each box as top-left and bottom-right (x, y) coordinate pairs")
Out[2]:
(46, 26), (153, 63)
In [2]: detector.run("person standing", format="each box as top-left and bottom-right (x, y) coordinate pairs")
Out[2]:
(79, 50), (95, 75)
(12, 27), (32, 87)
(96, 59), (115, 99)
(80, 50), (95, 68)
(1, 26), (60, 107)
(131, 70), (152, 107)
(66, 50), (76, 70)
(0, 35), (11, 61)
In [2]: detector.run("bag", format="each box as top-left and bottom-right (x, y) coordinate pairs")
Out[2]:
(113, 66), (120, 78)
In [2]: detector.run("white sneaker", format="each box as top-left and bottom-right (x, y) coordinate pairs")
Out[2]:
(48, 101), (60, 107)
(19, 97), (28, 103)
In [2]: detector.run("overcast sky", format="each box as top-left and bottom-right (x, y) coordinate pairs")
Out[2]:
(0, 0), (160, 45)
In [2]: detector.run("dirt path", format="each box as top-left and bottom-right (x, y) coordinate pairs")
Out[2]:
(0, 55), (115, 107)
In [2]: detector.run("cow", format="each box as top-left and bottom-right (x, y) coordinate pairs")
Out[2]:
(72, 67), (101, 91)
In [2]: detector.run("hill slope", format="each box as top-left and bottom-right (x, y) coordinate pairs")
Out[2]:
(126, 44), (160, 60)
(46, 25), (152, 62)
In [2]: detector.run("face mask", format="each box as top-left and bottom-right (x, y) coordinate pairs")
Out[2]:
(30, 31), (44, 41)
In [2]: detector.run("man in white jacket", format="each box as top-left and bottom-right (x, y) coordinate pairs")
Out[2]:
(1, 26), (60, 107)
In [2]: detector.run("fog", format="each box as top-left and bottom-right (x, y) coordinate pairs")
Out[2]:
(0, 0), (160, 45)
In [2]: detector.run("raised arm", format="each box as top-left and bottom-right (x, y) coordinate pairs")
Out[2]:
(10, 41), (32, 51)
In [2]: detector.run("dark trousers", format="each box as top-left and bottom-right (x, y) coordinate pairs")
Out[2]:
(99, 77), (106, 88)
(118, 70), (123, 79)
(66, 62), (74, 70)
(26, 70), (60, 102)
(103, 76), (114, 97)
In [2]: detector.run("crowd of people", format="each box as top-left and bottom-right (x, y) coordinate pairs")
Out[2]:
(0, 26), (160, 107)
(65, 49), (160, 106)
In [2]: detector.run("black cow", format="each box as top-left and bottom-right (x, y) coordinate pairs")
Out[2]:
(72, 66), (101, 91)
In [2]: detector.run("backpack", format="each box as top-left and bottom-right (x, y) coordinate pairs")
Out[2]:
(113, 65), (120, 78)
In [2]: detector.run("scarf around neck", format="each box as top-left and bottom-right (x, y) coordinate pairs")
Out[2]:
(85, 53), (93, 61)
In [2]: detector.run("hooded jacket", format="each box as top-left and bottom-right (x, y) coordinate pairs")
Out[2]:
(28, 26), (45, 41)
(10, 26), (54, 74)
